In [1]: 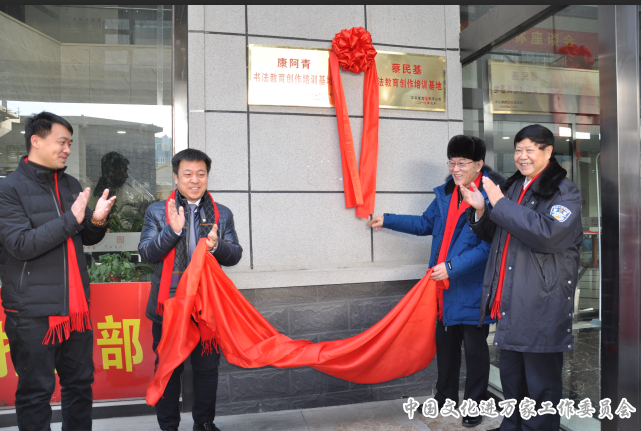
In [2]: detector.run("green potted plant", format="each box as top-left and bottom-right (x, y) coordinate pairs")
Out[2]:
(88, 252), (154, 283)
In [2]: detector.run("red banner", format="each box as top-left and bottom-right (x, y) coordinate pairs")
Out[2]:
(0, 283), (154, 407)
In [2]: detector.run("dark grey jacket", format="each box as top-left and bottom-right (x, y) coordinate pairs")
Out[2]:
(467, 158), (583, 353)
(138, 194), (242, 325)
(0, 157), (108, 317)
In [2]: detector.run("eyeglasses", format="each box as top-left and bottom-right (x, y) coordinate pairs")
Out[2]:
(447, 161), (475, 169)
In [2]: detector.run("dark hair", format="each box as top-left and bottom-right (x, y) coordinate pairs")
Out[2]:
(24, 111), (73, 153)
(171, 148), (211, 175)
(514, 124), (555, 150)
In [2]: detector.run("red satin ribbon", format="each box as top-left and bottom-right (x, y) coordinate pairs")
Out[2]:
(147, 240), (438, 406)
(329, 27), (380, 219)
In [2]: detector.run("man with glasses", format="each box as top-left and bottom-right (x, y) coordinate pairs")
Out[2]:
(370, 135), (503, 428)
(462, 124), (582, 431)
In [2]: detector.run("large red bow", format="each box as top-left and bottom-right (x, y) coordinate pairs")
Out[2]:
(330, 27), (380, 219)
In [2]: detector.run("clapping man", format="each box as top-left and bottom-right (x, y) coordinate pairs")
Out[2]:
(462, 125), (582, 431)
(139, 149), (242, 431)
(0, 112), (116, 430)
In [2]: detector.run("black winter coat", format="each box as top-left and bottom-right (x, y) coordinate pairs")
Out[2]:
(0, 157), (108, 317)
(467, 158), (583, 353)
(138, 194), (242, 325)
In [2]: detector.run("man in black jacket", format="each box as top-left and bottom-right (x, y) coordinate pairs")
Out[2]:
(0, 112), (115, 431)
(138, 148), (242, 431)
(462, 125), (582, 431)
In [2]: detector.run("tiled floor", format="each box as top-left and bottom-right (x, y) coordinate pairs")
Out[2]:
(0, 398), (503, 431)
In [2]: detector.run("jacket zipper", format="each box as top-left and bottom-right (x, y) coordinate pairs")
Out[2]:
(18, 262), (27, 292)
(48, 183), (68, 315)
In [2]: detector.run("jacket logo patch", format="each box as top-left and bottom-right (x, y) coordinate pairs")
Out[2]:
(550, 205), (572, 222)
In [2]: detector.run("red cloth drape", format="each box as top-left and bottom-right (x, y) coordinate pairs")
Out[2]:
(329, 27), (380, 219)
(147, 240), (438, 406)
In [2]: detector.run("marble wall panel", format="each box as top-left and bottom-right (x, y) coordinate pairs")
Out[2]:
(247, 6), (364, 41)
(249, 114), (362, 192)
(188, 32), (205, 111)
(372, 193), (434, 265)
(376, 118), (449, 192)
(250, 193), (371, 271)
(367, 5), (446, 48)
(204, 112), (248, 191)
(445, 5), (460, 50)
(205, 5), (246, 34)
(188, 5), (205, 32)
(216, 192), (251, 273)
(204, 34), (247, 112)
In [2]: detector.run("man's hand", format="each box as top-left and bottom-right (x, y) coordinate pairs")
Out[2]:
(71, 188), (91, 224)
(460, 182), (486, 218)
(430, 262), (449, 281)
(168, 199), (185, 234)
(482, 176), (505, 207)
(93, 189), (117, 222)
(206, 224), (218, 251)
(368, 215), (384, 231)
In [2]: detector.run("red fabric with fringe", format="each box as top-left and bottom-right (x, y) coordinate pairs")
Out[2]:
(147, 240), (438, 407)
(43, 171), (91, 345)
(433, 174), (482, 320)
(329, 27), (380, 219)
(157, 189), (218, 353)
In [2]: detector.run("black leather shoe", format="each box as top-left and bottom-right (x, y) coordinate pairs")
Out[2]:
(193, 421), (221, 431)
(461, 415), (483, 427)
(485, 427), (500, 431)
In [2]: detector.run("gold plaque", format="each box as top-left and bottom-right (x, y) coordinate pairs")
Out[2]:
(376, 51), (446, 111)
(248, 45), (334, 108)
(489, 60), (599, 114)
(247, 45), (446, 111)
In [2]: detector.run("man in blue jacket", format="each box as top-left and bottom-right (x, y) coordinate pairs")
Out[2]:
(138, 149), (242, 431)
(370, 135), (502, 428)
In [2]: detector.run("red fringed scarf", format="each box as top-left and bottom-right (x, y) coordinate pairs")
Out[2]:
(158, 189), (219, 354)
(434, 173), (482, 320)
(329, 27), (379, 219)
(491, 164), (547, 319)
(43, 169), (91, 344)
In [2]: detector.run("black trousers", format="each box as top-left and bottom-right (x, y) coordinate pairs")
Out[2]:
(434, 321), (490, 407)
(498, 350), (563, 431)
(152, 322), (220, 430)
(4, 314), (94, 431)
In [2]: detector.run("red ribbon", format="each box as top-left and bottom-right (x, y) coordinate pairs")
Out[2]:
(329, 27), (379, 219)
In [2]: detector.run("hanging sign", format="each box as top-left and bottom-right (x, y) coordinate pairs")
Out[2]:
(247, 45), (446, 111)
(489, 60), (599, 115)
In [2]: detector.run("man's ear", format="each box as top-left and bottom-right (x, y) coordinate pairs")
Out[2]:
(30, 134), (40, 151)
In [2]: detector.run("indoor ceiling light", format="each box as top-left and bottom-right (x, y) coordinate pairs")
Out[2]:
(503, 137), (510, 139)
(558, 127), (572, 137)
(117, 131), (126, 134)
(20, 131), (25, 134)
(575, 132), (590, 139)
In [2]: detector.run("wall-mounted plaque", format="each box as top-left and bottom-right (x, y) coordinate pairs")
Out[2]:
(489, 60), (599, 115)
(376, 50), (446, 111)
(247, 45), (447, 111)
(248, 45), (334, 108)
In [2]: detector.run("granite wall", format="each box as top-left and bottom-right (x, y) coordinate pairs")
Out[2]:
(187, 5), (463, 412)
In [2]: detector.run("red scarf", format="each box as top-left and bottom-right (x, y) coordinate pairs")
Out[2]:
(491, 164), (547, 319)
(159, 189), (219, 354)
(43, 168), (91, 344)
(434, 173), (482, 320)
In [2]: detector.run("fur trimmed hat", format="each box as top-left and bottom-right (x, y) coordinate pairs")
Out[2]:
(447, 135), (486, 162)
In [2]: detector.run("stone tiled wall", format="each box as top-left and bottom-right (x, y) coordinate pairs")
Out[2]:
(188, 5), (462, 287)
(187, 5), (463, 412)
(215, 280), (459, 415)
